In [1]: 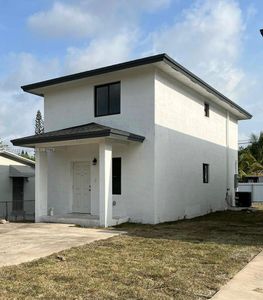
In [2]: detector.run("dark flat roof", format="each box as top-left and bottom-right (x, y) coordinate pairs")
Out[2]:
(11, 122), (145, 147)
(0, 151), (35, 167)
(21, 53), (252, 119)
(9, 165), (35, 178)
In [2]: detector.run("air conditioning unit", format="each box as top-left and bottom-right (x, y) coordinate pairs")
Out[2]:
(235, 192), (252, 207)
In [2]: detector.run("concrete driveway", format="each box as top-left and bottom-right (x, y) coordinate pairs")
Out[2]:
(0, 223), (121, 267)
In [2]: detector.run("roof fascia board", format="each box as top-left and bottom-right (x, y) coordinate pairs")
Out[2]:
(11, 130), (145, 147)
(20, 53), (251, 119)
(21, 54), (166, 96)
(162, 55), (252, 119)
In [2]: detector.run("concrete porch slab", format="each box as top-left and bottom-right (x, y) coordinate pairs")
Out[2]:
(41, 214), (129, 227)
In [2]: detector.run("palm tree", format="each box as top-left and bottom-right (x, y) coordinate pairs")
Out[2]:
(248, 132), (263, 164)
(238, 132), (263, 180)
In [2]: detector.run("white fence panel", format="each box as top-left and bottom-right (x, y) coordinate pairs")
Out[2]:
(238, 183), (263, 202)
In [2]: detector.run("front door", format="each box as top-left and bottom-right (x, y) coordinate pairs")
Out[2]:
(12, 177), (24, 211)
(72, 162), (91, 213)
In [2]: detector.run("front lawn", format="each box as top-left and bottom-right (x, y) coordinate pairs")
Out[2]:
(1, 207), (263, 299)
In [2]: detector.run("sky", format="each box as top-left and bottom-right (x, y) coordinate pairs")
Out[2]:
(0, 0), (263, 147)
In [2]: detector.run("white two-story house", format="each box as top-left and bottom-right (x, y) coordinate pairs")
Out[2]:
(12, 54), (251, 227)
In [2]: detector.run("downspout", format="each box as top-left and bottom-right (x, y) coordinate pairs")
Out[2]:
(226, 111), (230, 192)
(225, 111), (234, 207)
(226, 111), (231, 206)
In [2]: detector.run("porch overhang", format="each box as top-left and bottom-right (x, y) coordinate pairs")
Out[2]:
(9, 165), (35, 178)
(11, 122), (145, 147)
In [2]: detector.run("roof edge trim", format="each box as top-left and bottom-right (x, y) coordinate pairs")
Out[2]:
(20, 53), (251, 119)
(162, 54), (252, 119)
(21, 54), (166, 95)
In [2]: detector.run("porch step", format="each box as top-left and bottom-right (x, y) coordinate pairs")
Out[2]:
(41, 215), (100, 227)
(111, 216), (129, 226)
(40, 215), (129, 227)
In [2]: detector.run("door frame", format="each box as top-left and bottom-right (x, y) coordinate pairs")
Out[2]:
(71, 161), (91, 214)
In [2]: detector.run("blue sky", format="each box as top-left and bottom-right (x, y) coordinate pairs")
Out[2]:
(0, 0), (263, 145)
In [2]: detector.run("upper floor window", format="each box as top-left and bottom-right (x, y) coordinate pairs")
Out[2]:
(204, 103), (209, 117)
(203, 163), (209, 183)
(95, 82), (120, 117)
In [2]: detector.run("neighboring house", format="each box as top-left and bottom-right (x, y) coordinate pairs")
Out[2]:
(242, 175), (263, 183)
(12, 54), (251, 227)
(0, 151), (35, 220)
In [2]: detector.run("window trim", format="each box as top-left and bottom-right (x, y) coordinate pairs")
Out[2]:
(204, 102), (210, 117)
(94, 81), (121, 117)
(203, 163), (209, 183)
(112, 157), (121, 195)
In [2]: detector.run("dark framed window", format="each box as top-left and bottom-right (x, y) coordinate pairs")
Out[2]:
(203, 163), (209, 183)
(95, 82), (120, 117)
(112, 157), (121, 195)
(204, 103), (209, 117)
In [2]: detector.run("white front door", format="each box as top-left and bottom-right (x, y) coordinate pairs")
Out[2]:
(72, 161), (91, 213)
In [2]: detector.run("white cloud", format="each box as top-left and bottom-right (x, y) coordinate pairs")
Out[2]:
(0, 90), (42, 141)
(3, 0), (259, 144)
(28, 2), (99, 38)
(0, 52), (59, 91)
(0, 52), (60, 146)
(64, 32), (137, 73)
(28, 0), (171, 39)
(26, 0), (172, 74)
(151, 0), (245, 98)
(245, 3), (257, 22)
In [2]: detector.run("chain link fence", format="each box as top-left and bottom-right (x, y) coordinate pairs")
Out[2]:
(0, 200), (35, 221)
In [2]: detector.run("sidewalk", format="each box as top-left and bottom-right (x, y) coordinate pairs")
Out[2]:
(212, 251), (263, 299)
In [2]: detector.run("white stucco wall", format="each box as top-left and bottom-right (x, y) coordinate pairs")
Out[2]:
(47, 144), (98, 216)
(44, 67), (156, 223)
(46, 140), (154, 223)
(154, 70), (238, 222)
(40, 65), (240, 225)
(44, 67), (155, 136)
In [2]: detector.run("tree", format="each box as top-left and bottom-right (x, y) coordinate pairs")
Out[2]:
(0, 139), (8, 151)
(248, 132), (263, 164)
(238, 132), (263, 180)
(19, 150), (35, 161)
(35, 110), (44, 135)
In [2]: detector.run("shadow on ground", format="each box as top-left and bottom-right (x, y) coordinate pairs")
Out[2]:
(115, 207), (263, 247)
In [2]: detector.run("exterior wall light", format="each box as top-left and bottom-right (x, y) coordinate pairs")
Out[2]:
(92, 158), (97, 165)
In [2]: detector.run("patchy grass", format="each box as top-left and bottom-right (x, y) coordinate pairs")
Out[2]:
(1, 207), (263, 299)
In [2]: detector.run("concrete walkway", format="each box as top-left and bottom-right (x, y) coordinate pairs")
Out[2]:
(212, 251), (263, 299)
(0, 223), (121, 267)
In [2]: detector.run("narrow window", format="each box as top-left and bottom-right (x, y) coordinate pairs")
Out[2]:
(203, 164), (209, 183)
(95, 82), (120, 117)
(112, 157), (121, 195)
(204, 103), (209, 117)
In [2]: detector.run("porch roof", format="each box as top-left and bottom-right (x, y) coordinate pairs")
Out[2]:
(11, 122), (145, 147)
